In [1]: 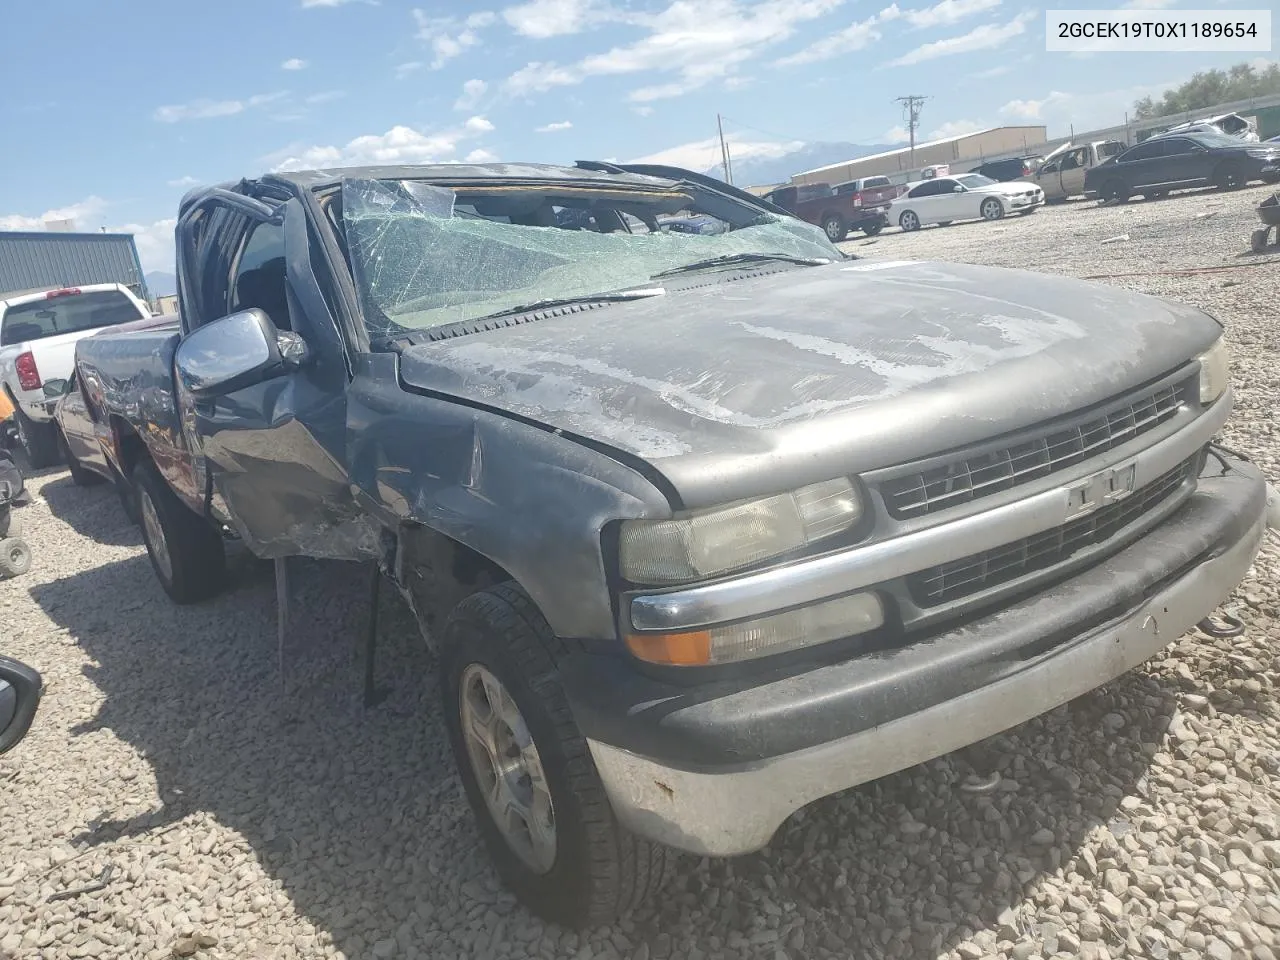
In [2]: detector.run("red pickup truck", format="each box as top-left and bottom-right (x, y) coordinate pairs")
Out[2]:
(764, 176), (900, 242)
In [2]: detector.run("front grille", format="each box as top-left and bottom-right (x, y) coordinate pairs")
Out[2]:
(882, 380), (1186, 519)
(908, 456), (1196, 608)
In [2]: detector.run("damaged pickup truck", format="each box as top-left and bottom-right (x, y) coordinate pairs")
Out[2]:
(71, 160), (1271, 926)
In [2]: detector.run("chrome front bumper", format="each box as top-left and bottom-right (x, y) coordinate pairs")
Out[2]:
(590, 460), (1266, 857)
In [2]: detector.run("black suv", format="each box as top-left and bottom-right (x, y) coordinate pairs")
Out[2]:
(968, 155), (1042, 181)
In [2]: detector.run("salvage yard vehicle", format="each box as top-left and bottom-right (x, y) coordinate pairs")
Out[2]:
(1161, 112), (1259, 143)
(763, 179), (889, 241)
(968, 155), (1043, 182)
(1085, 131), (1280, 203)
(70, 159), (1270, 926)
(890, 173), (1044, 231)
(0, 654), (42, 756)
(1033, 139), (1126, 202)
(0, 284), (152, 467)
(0, 447), (33, 577)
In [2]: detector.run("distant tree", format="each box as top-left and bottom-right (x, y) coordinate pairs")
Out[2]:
(1133, 61), (1280, 120)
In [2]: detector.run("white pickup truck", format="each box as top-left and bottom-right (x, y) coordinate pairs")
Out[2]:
(0, 283), (151, 467)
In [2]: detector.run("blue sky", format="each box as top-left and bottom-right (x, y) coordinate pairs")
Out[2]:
(0, 0), (1271, 273)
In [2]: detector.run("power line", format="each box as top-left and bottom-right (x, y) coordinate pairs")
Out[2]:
(894, 95), (929, 166)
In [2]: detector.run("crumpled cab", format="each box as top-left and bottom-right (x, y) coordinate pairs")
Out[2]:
(70, 160), (1273, 927)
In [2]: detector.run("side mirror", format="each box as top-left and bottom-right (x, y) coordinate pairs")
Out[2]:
(0, 655), (43, 756)
(42, 378), (70, 399)
(175, 308), (310, 399)
(953, 185), (965, 193)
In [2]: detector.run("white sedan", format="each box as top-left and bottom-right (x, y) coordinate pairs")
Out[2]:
(890, 174), (1045, 232)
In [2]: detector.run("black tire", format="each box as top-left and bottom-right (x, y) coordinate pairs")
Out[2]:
(1214, 162), (1245, 190)
(822, 215), (847, 243)
(132, 459), (225, 604)
(59, 430), (103, 486)
(440, 583), (672, 927)
(13, 407), (59, 469)
(861, 221), (884, 236)
(0, 537), (32, 578)
(898, 210), (921, 232)
(1101, 179), (1130, 204)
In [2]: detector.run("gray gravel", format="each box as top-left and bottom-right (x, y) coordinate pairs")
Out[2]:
(3, 183), (1280, 960)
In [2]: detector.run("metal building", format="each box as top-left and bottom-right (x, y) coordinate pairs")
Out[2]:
(790, 125), (1049, 187)
(0, 231), (149, 300)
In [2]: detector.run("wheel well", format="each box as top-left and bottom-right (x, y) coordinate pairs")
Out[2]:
(395, 523), (516, 648)
(111, 417), (149, 480)
(820, 210), (842, 224)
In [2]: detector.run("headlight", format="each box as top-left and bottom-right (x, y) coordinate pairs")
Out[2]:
(619, 477), (862, 584)
(627, 591), (884, 666)
(1197, 337), (1229, 405)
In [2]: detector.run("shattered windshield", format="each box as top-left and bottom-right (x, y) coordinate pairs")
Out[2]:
(340, 178), (840, 336)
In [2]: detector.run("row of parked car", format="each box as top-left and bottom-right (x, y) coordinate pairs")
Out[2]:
(770, 118), (1280, 240)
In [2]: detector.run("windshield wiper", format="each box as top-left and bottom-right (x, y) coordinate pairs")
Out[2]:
(469, 287), (666, 324)
(650, 252), (832, 279)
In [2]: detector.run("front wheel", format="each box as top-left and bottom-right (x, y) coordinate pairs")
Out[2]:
(861, 221), (884, 236)
(441, 583), (672, 927)
(822, 215), (847, 243)
(133, 460), (225, 604)
(980, 197), (1005, 221)
(13, 408), (59, 469)
(898, 210), (921, 232)
(1101, 179), (1130, 204)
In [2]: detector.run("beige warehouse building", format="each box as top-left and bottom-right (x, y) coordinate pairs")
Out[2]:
(790, 125), (1049, 186)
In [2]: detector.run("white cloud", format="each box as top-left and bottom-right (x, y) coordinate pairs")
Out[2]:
(396, 61), (424, 78)
(535, 120), (574, 133)
(885, 10), (1032, 65)
(900, 0), (1000, 28)
(306, 90), (345, 104)
(281, 58), (308, 70)
(776, 7), (892, 66)
(881, 125), (909, 142)
(629, 136), (803, 173)
(504, 0), (845, 101)
(999, 96), (1050, 120)
(465, 148), (499, 162)
(413, 9), (496, 68)
(153, 92), (287, 122)
(454, 78), (489, 110)
(0, 197), (109, 233)
(928, 119), (987, 139)
(167, 176), (201, 188)
(503, 0), (612, 37)
(971, 62), (1012, 78)
(153, 99), (244, 122)
(115, 219), (179, 274)
(269, 117), (496, 172)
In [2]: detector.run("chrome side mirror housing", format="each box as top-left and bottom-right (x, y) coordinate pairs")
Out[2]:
(175, 309), (310, 399)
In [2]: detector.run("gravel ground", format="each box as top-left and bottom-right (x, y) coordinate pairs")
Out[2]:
(3, 183), (1280, 960)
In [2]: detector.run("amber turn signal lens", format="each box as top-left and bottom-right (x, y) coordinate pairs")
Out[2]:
(626, 630), (712, 666)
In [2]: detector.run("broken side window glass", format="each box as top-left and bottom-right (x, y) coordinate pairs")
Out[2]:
(341, 178), (839, 337)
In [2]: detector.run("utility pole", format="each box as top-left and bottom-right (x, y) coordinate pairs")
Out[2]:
(894, 95), (929, 166)
(717, 114), (732, 184)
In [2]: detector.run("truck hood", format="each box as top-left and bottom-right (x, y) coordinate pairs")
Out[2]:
(396, 259), (1222, 508)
